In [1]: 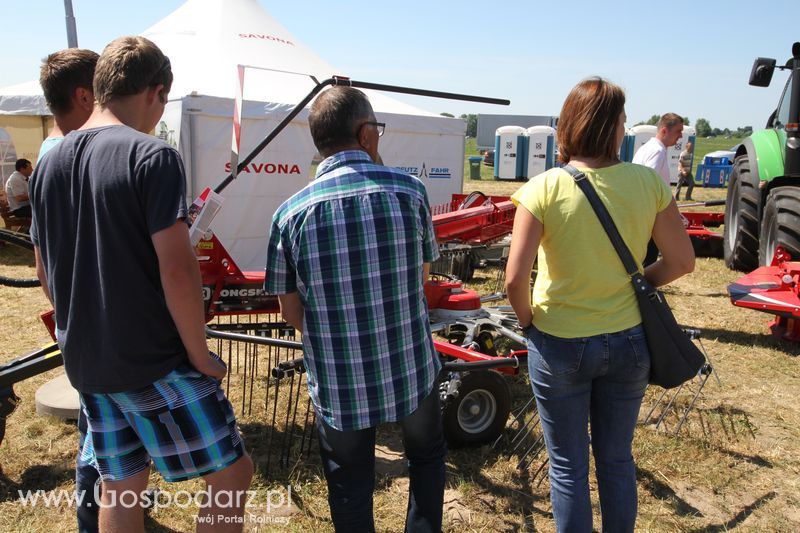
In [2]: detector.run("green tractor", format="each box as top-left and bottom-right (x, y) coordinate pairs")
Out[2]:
(724, 42), (800, 270)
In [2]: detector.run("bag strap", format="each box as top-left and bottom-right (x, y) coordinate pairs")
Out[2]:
(561, 164), (654, 295)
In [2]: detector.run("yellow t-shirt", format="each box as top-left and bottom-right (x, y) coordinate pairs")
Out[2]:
(511, 162), (673, 338)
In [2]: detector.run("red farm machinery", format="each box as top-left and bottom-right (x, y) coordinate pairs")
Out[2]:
(0, 74), (722, 477)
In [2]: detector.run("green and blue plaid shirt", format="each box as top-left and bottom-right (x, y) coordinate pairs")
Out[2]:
(264, 150), (441, 431)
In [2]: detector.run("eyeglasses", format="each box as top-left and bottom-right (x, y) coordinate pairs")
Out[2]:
(360, 121), (385, 137)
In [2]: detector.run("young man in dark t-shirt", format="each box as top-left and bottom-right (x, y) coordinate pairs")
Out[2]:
(37, 46), (101, 533)
(30, 36), (252, 531)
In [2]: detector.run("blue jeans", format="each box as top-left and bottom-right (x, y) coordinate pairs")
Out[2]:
(527, 324), (649, 533)
(315, 386), (446, 533)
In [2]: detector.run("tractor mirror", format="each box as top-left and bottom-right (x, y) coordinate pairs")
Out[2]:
(749, 57), (776, 87)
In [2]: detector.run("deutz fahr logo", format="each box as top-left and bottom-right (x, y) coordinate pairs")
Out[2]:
(396, 162), (451, 180)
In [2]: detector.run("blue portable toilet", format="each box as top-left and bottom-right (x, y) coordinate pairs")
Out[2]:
(494, 126), (526, 180)
(668, 127), (696, 185)
(627, 124), (658, 163)
(524, 126), (556, 179)
(619, 134), (635, 162)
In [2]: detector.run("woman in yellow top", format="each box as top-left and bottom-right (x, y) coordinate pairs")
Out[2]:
(506, 77), (695, 533)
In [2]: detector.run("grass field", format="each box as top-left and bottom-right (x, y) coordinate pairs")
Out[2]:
(1, 175), (799, 531)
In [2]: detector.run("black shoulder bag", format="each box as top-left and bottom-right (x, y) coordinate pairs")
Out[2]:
(562, 164), (705, 389)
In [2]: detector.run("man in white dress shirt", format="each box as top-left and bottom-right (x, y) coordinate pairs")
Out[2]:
(633, 113), (684, 185)
(632, 113), (684, 265)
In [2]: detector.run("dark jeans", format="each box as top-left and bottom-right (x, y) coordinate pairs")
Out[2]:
(527, 324), (649, 533)
(674, 173), (694, 201)
(316, 386), (446, 533)
(76, 410), (100, 533)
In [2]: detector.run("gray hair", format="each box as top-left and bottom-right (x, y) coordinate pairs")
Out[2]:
(309, 86), (373, 155)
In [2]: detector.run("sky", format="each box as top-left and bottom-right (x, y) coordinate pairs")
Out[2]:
(1, 0), (799, 131)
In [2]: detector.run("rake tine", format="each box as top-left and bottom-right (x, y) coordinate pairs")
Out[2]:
(492, 397), (535, 449)
(696, 340), (721, 387)
(518, 434), (546, 471)
(674, 371), (712, 436)
(265, 363), (282, 477)
(283, 368), (305, 467)
(510, 396), (535, 420)
(642, 387), (670, 425)
(534, 457), (550, 487)
(655, 385), (684, 430)
(240, 330), (248, 415)
(299, 390), (315, 459)
(510, 416), (541, 456)
(224, 339), (233, 398)
(278, 371), (298, 468)
(517, 433), (545, 470)
(247, 341), (256, 415)
(511, 407), (540, 442)
(508, 397), (535, 427)
(304, 399), (317, 457)
(491, 431), (505, 449)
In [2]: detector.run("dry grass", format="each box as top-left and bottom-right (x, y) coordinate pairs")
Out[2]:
(2, 182), (800, 531)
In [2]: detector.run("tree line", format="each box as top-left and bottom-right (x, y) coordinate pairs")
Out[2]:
(634, 114), (752, 138)
(440, 113), (477, 137)
(439, 112), (753, 139)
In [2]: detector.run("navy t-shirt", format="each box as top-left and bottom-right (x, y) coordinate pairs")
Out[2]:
(30, 125), (189, 393)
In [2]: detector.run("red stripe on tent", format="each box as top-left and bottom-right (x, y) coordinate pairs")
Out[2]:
(229, 64), (245, 178)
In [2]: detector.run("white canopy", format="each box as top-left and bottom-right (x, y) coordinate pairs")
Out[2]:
(0, 0), (466, 270)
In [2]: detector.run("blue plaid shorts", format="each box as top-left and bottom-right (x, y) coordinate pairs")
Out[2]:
(79, 360), (245, 482)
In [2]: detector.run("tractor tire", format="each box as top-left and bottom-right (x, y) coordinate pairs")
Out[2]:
(442, 370), (511, 448)
(723, 155), (760, 271)
(758, 187), (800, 265)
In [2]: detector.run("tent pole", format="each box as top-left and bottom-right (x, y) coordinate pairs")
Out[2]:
(213, 76), (509, 195)
(63, 0), (78, 48)
(187, 110), (198, 201)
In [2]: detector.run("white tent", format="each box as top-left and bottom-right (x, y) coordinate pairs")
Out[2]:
(0, 0), (467, 271)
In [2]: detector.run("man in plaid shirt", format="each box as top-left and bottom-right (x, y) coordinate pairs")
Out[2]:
(264, 86), (445, 532)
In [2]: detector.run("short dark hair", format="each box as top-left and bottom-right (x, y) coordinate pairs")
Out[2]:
(308, 87), (374, 155)
(93, 36), (173, 106)
(557, 77), (626, 164)
(39, 48), (99, 114)
(657, 113), (684, 130)
(15, 159), (31, 171)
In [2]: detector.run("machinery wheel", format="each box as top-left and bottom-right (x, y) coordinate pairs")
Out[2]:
(758, 187), (800, 265)
(442, 371), (511, 448)
(723, 155), (760, 271)
(0, 229), (39, 287)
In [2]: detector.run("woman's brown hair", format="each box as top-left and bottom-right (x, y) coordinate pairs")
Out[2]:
(557, 77), (625, 164)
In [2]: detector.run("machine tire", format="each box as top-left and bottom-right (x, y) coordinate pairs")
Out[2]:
(442, 370), (511, 448)
(758, 187), (800, 265)
(0, 229), (39, 287)
(723, 155), (760, 271)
